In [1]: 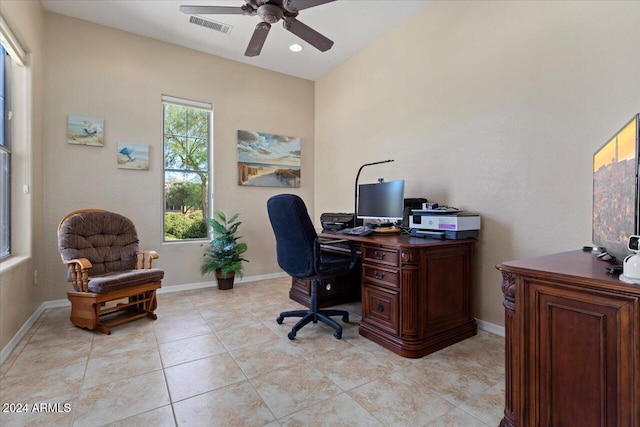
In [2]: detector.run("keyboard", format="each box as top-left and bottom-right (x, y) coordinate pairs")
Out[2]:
(339, 226), (373, 236)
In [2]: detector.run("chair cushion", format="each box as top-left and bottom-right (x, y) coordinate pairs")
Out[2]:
(58, 211), (139, 278)
(88, 268), (164, 293)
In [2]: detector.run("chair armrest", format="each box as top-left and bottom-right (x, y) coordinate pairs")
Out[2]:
(318, 237), (350, 245)
(313, 238), (358, 274)
(136, 250), (159, 269)
(63, 258), (93, 292)
(344, 241), (357, 270)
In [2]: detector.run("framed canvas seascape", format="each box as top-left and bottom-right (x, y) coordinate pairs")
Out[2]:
(237, 130), (301, 187)
(67, 115), (104, 146)
(117, 142), (149, 170)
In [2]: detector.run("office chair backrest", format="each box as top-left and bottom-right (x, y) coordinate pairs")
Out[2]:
(267, 194), (318, 279)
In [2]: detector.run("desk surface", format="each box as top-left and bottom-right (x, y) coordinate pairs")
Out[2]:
(321, 230), (475, 248)
(498, 249), (640, 296)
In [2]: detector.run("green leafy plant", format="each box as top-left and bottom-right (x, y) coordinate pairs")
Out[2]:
(165, 211), (207, 240)
(201, 210), (248, 279)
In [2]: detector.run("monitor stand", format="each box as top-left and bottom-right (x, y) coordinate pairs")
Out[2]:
(370, 222), (395, 229)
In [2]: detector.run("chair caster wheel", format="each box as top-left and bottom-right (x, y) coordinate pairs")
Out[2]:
(287, 331), (296, 340)
(342, 315), (349, 323)
(276, 316), (284, 324)
(333, 330), (342, 339)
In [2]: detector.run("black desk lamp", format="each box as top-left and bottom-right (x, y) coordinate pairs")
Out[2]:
(354, 159), (394, 226)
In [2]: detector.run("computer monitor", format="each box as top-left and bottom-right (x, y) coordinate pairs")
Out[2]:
(357, 180), (405, 221)
(592, 114), (640, 263)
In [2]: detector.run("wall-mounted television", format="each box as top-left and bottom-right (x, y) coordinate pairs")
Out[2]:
(592, 114), (640, 263)
(357, 179), (405, 221)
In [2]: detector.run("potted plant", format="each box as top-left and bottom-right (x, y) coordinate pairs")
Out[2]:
(201, 210), (248, 290)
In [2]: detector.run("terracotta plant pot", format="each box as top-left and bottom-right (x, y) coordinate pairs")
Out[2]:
(215, 269), (235, 290)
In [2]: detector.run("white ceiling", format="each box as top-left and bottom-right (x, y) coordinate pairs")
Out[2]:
(40, 0), (431, 81)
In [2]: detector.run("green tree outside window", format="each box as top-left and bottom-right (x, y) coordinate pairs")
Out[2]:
(163, 101), (211, 241)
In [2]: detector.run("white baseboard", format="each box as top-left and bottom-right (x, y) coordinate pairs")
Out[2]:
(156, 272), (288, 294)
(476, 318), (505, 337)
(1, 303), (44, 365)
(0, 299), (74, 365)
(156, 281), (215, 294)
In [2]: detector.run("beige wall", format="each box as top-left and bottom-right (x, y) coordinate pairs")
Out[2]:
(3, 0), (639, 351)
(42, 13), (315, 301)
(315, 1), (640, 326)
(0, 1), (46, 350)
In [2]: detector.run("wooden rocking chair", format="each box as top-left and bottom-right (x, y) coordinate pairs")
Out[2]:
(57, 209), (163, 334)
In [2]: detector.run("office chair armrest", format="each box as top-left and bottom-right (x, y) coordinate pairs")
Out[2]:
(313, 238), (358, 273)
(136, 250), (159, 269)
(63, 258), (93, 292)
(318, 237), (350, 245)
(346, 241), (357, 270)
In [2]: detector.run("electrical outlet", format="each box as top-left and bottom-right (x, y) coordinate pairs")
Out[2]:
(34, 270), (38, 285)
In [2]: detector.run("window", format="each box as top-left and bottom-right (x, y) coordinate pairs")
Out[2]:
(0, 45), (11, 259)
(162, 96), (212, 241)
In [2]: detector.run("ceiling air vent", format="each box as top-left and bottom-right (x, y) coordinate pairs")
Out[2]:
(189, 16), (233, 35)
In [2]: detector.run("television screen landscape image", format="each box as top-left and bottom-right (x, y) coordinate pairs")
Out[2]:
(592, 115), (640, 262)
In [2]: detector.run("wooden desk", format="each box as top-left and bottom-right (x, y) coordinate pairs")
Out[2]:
(290, 231), (477, 358)
(497, 250), (640, 426)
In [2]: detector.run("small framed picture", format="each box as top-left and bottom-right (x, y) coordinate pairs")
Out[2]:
(117, 142), (149, 170)
(67, 115), (104, 146)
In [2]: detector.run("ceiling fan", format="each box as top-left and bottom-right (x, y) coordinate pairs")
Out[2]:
(180, 0), (335, 57)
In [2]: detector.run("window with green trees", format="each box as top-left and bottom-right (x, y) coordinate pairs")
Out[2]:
(163, 98), (211, 241)
(1, 45), (12, 259)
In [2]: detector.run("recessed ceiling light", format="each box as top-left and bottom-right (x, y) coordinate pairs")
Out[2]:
(289, 43), (303, 53)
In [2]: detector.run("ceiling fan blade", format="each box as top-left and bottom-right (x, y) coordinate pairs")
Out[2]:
(245, 22), (271, 57)
(180, 5), (246, 15)
(284, 18), (333, 52)
(287, 0), (335, 11)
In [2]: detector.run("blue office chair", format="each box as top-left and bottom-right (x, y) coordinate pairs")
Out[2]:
(267, 194), (357, 339)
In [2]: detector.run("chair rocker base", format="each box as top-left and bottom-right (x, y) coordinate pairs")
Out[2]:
(67, 281), (160, 335)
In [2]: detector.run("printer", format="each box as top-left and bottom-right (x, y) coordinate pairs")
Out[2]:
(320, 212), (355, 231)
(409, 210), (480, 239)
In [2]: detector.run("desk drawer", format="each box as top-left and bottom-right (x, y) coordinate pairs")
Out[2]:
(362, 265), (399, 288)
(362, 246), (399, 268)
(290, 269), (360, 308)
(362, 282), (399, 336)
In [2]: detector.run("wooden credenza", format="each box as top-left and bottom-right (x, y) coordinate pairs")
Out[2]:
(291, 232), (477, 358)
(497, 250), (640, 426)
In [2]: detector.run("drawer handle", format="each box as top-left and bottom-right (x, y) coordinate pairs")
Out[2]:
(374, 251), (386, 260)
(376, 303), (384, 313)
(374, 270), (385, 280)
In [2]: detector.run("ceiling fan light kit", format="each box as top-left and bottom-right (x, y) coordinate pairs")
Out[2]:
(258, 4), (284, 23)
(180, 0), (335, 57)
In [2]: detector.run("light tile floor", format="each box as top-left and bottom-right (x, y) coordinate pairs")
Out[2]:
(0, 277), (505, 426)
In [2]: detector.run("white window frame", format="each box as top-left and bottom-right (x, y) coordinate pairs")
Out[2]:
(161, 95), (213, 242)
(0, 13), (27, 261)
